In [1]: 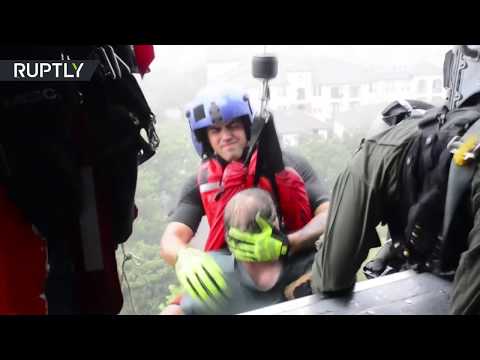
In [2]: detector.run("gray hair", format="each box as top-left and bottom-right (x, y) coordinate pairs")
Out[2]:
(224, 188), (277, 233)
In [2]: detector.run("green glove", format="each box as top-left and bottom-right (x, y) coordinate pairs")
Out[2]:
(227, 213), (289, 262)
(175, 248), (230, 310)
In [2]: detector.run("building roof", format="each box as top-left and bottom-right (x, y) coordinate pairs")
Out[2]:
(406, 62), (443, 77)
(207, 55), (443, 88)
(274, 110), (331, 134)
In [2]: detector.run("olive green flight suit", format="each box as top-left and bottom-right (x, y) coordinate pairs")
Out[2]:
(311, 113), (480, 314)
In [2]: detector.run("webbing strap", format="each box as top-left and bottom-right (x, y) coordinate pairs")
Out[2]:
(441, 118), (480, 242)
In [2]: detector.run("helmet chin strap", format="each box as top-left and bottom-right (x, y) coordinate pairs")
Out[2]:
(240, 146), (249, 162)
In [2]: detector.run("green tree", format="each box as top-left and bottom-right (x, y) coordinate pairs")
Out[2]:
(134, 119), (199, 245)
(292, 133), (361, 191)
(117, 240), (179, 315)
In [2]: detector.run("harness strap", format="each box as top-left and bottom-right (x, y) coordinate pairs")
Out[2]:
(440, 118), (480, 256)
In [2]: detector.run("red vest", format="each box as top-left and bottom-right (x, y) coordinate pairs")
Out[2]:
(0, 176), (125, 315)
(0, 186), (47, 314)
(198, 150), (313, 251)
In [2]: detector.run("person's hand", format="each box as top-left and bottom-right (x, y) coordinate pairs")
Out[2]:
(227, 213), (289, 262)
(284, 272), (312, 300)
(175, 248), (230, 310)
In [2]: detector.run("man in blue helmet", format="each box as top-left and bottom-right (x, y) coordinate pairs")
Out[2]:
(159, 87), (330, 313)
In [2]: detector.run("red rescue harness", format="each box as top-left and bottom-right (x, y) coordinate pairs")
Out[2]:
(197, 150), (313, 251)
(0, 186), (47, 314)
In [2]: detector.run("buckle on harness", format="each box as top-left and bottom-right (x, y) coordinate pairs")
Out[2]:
(91, 46), (132, 81)
(96, 47), (118, 80)
(448, 135), (480, 166)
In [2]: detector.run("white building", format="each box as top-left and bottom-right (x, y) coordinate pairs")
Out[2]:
(274, 110), (332, 147)
(204, 55), (445, 141)
(266, 59), (445, 123)
(207, 58), (445, 110)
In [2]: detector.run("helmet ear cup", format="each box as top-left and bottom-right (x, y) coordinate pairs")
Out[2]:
(242, 115), (252, 141)
(196, 128), (213, 157)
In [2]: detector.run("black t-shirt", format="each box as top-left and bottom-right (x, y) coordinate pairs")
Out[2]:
(169, 150), (330, 232)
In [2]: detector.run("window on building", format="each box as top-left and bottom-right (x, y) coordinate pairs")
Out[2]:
(297, 88), (306, 100)
(349, 85), (360, 98)
(314, 84), (322, 96)
(331, 102), (340, 115)
(432, 79), (442, 93)
(417, 79), (427, 93)
(369, 83), (375, 93)
(349, 101), (360, 110)
(331, 86), (342, 98)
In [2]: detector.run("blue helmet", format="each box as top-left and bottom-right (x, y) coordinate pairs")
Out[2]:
(185, 87), (254, 157)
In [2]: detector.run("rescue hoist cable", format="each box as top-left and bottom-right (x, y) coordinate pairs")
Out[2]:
(120, 243), (138, 314)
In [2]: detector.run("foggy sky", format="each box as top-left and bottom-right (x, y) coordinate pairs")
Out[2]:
(139, 45), (452, 118)
(150, 45), (451, 71)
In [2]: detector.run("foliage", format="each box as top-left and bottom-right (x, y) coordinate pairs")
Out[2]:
(117, 240), (180, 315)
(133, 119), (199, 245)
(291, 132), (361, 191)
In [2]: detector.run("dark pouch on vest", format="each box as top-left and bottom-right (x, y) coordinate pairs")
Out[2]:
(0, 84), (82, 241)
(80, 85), (141, 245)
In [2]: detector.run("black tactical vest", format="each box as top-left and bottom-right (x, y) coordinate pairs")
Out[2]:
(388, 106), (480, 274)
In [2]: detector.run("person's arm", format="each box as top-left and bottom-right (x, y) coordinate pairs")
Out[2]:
(287, 201), (330, 255)
(161, 221), (230, 309)
(159, 175), (204, 266)
(283, 151), (331, 255)
(159, 174), (231, 309)
(160, 222), (194, 266)
(311, 165), (381, 295)
(450, 170), (480, 314)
